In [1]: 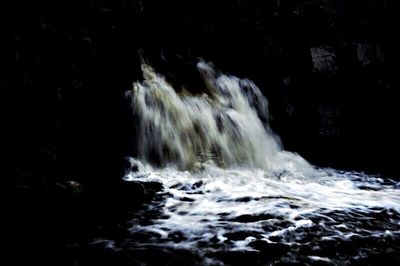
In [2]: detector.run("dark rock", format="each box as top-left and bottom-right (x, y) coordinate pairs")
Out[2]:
(310, 46), (337, 75)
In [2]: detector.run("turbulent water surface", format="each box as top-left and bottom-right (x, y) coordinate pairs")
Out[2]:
(88, 62), (400, 265)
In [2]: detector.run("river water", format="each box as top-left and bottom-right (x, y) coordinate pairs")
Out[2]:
(87, 62), (400, 265)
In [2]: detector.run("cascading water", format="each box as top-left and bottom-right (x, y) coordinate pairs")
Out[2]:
(92, 62), (400, 265)
(127, 61), (315, 176)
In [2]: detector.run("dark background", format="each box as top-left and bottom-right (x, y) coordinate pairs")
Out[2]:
(0, 0), (397, 263)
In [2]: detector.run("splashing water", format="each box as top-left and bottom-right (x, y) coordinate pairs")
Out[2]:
(111, 62), (400, 265)
(126, 62), (314, 176)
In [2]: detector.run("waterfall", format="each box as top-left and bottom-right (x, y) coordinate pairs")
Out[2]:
(115, 61), (400, 265)
(126, 61), (315, 176)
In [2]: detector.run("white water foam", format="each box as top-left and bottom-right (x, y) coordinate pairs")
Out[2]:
(126, 165), (400, 246)
(121, 61), (400, 264)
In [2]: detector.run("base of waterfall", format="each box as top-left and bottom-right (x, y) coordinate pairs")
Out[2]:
(69, 162), (400, 265)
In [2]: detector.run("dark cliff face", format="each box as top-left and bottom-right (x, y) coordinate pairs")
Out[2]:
(1, 0), (397, 191)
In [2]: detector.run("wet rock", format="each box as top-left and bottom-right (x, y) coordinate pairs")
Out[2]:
(317, 104), (340, 138)
(120, 157), (150, 180)
(119, 180), (162, 202)
(356, 43), (385, 66)
(310, 46), (337, 75)
(357, 43), (373, 66)
(56, 179), (84, 194)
